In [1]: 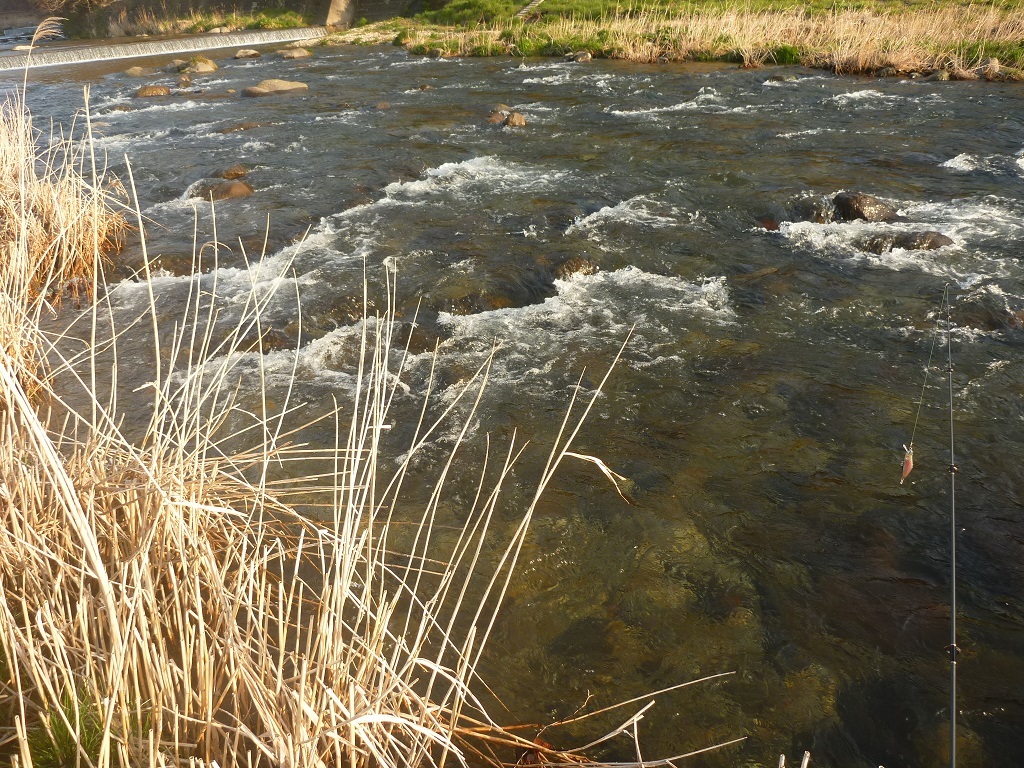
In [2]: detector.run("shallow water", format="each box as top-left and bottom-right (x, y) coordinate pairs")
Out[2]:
(6, 45), (1024, 767)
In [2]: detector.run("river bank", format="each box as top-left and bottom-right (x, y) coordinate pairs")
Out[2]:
(322, 4), (1024, 78)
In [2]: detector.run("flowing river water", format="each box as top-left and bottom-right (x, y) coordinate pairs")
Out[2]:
(6, 41), (1024, 767)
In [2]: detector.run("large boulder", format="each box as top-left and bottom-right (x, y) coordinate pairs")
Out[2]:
(181, 56), (218, 74)
(242, 79), (309, 97)
(135, 85), (171, 98)
(193, 180), (254, 201)
(832, 191), (900, 222)
(503, 111), (527, 127)
(235, 48), (261, 59)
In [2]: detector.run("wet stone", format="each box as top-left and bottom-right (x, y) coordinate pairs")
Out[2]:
(503, 111), (527, 128)
(219, 164), (248, 180)
(135, 85), (171, 98)
(193, 180), (254, 201)
(832, 191), (901, 222)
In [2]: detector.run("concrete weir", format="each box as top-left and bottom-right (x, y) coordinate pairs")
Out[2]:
(0, 26), (328, 71)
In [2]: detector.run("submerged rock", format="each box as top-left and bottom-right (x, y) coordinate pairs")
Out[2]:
(553, 256), (599, 280)
(832, 191), (900, 222)
(194, 180), (254, 201)
(218, 121), (269, 133)
(124, 65), (156, 77)
(135, 85), (171, 98)
(892, 231), (954, 250)
(219, 164), (248, 180)
(953, 292), (1024, 333)
(857, 231), (954, 254)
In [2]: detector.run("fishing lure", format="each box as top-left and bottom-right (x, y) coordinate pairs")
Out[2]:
(900, 443), (914, 485)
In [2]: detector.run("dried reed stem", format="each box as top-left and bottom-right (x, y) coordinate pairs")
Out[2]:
(0, 86), (736, 768)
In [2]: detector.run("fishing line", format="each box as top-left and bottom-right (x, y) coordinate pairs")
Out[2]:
(903, 284), (959, 768)
(945, 286), (959, 768)
(902, 284), (952, 487)
(907, 284), (950, 450)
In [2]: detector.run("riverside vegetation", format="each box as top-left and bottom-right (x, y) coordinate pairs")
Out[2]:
(0, 40), (745, 768)
(323, 0), (1024, 77)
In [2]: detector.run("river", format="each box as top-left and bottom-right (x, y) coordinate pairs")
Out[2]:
(6, 42), (1024, 768)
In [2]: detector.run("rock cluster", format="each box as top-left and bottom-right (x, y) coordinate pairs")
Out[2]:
(770, 191), (955, 254)
(486, 104), (527, 127)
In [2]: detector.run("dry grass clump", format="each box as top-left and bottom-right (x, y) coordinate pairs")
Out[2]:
(0, 75), (125, 397)
(107, 4), (315, 36)
(0, 94), (126, 308)
(0, 87), (734, 768)
(380, 4), (1024, 75)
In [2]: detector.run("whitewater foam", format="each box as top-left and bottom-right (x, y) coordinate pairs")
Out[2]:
(829, 89), (902, 107)
(565, 196), (679, 237)
(379, 156), (569, 201)
(607, 86), (724, 116)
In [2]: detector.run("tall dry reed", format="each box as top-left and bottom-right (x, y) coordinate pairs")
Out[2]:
(0, 88), (125, 309)
(0, 83), (736, 768)
(377, 4), (1024, 74)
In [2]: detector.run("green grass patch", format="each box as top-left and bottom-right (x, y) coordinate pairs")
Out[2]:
(422, 0), (1024, 25)
(771, 43), (802, 64)
(27, 691), (104, 768)
(959, 39), (1024, 67)
(420, 0), (521, 26)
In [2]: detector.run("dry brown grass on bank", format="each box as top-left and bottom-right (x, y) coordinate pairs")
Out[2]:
(0, 94), (126, 307)
(106, 4), (315, 36)
(345, 5), (1024, 76)
(0, 86), (737, 768)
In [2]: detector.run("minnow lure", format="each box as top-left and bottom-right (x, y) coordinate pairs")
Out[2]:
(900, 443), (914, 485)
